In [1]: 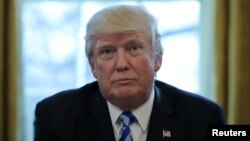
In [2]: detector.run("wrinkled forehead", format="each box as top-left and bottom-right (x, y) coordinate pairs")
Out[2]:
(95, 31), (147, 41)
(86, 24), (152, 42)
(94, 31), (150, 47)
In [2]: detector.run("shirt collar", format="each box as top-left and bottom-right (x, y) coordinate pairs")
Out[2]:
(107, 88), (155, 132)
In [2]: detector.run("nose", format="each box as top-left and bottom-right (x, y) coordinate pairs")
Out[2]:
(115, 50), (129, 72)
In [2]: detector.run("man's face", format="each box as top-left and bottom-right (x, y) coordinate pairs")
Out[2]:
(89, 31), (162, 110)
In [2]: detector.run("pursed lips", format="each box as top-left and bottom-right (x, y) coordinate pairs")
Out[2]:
(112, 78), (136, 85)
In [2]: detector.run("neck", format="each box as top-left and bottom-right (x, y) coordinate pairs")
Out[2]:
(110, 92), (151, 111)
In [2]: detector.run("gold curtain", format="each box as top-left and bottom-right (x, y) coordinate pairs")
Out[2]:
(214, 0), (250, 124)
(0, 0), (19, 140)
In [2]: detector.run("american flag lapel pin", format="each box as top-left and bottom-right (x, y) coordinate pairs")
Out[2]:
(162, 130), (171, 138)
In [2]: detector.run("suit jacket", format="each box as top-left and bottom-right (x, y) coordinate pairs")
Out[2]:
(34, 80), (224, 141)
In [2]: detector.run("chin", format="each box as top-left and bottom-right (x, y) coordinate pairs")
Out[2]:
(116, 91), (136, 97)
(113, 88), (138, 97)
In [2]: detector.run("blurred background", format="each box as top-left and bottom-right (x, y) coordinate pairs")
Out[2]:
(1, 0), (250, 141)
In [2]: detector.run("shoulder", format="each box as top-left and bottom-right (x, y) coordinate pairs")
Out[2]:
(34, 81), (102, 139)
(35, 81), (99, 115)
(155, 80), (225, 123)
(155, 80), (218, 107)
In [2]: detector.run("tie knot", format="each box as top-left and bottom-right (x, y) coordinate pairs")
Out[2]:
(119, 111), (135, 126)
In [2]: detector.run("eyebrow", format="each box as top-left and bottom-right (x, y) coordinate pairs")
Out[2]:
(124, 39), (143, 46)
(96, 45), (116, 53)
(125, 39), (147, 51)
(96, 41), (115, 49)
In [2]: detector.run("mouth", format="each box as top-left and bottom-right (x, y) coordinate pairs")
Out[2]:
(112, 78), (136, 85)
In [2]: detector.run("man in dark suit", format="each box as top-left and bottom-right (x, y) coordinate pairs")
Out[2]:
(34, 5), (224, 141)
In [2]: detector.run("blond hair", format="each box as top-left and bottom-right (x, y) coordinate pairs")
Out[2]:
(85, 5), (163, 58)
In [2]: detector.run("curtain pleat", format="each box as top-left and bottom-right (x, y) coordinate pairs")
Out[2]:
(0, 0), (19, 141)
(0, 0), (4, 139)
(214, 0), (230, 120)
(214, 0), (250, 124)
(227, 0), (250, 124)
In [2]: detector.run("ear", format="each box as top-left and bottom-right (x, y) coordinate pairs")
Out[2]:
(154, 53), (162, 72)
(88, 57), (97, 79)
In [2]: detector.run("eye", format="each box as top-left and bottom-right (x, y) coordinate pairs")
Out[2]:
(130, 45), (139, 51)
(98, 47), (115, 60)
(127, 43), (143, 56)
(100, 48), (113, 55)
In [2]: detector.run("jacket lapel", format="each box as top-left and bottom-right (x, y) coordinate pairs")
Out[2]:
(91, 90), (116, 141)
(146, 85), (179, 141)
(73, 89), (115, 141)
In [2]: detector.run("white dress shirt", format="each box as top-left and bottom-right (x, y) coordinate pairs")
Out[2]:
(107, 89), (155, 141)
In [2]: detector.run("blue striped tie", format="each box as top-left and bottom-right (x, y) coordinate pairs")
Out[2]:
(118, 111), (136, 141)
